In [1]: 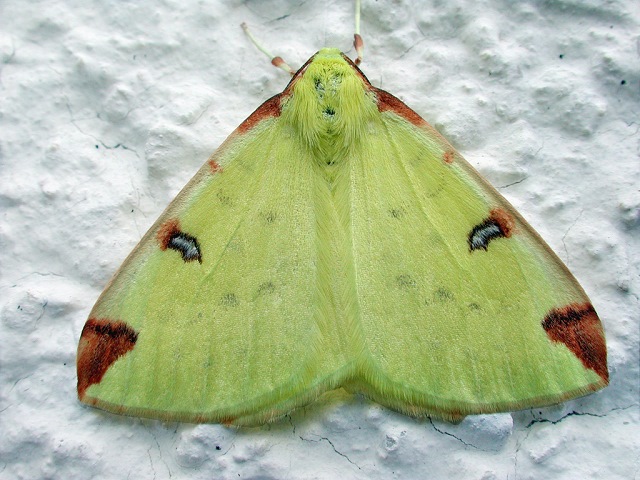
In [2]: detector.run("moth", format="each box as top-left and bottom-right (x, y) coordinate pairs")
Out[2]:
(77, 16), (607, 426)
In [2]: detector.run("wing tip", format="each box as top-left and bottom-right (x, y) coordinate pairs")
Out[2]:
(77, 318), (139, 400)
(542, 303), (609, 384)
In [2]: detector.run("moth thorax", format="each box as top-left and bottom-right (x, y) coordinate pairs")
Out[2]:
(284, 68), (379, 156)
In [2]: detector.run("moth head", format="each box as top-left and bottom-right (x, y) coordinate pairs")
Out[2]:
(281, 48), (379, 155)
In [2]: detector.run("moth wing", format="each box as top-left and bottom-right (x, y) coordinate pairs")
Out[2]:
(77, 100), (348, 424)
(347, 89), (608, 419)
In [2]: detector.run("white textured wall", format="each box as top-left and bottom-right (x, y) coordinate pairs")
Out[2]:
(1, 1), (638, 478)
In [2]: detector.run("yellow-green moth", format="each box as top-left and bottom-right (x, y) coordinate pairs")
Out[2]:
(77, 29), (608, 425)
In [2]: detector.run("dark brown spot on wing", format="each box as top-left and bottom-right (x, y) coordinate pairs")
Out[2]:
(157, 218), (181, 249)
(157, 219), (202, 263)
(542, 303), (609, 383)
(468, 208), (516, 251)
(443, 150), (455, 164)
(77, 318), (138, 400)
(208, 160), (223, 174)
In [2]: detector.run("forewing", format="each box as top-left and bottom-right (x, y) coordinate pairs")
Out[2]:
(77, 112), (348, 424)
(347, 91), (608, 419)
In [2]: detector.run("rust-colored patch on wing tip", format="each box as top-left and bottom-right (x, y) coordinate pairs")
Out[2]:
(237, 95), (282, 134)
(542, 303), (609, 384)
(77, 318), (138, 399)
(208, 160), (223, 174)
(374, 87), (427, 127)
(157, 218), (181, 250)
(443, 150), (455, 164)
